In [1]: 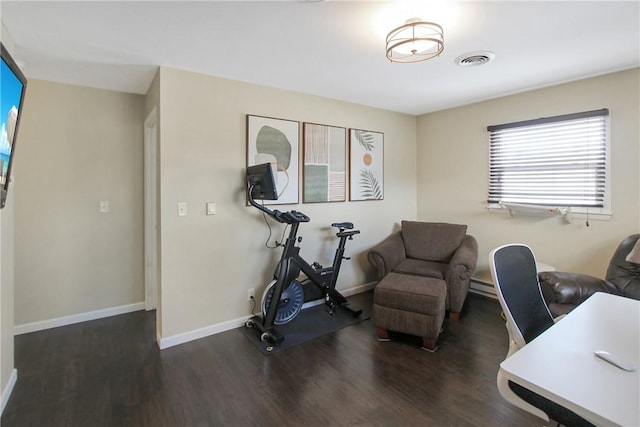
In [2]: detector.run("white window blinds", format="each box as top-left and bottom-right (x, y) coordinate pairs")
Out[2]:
(487, 109), (609, 208)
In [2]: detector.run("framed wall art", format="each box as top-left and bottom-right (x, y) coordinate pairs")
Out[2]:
(302, 123), (347, 203)
(246, 115), (299, 205)
(349, 129), (384, 201)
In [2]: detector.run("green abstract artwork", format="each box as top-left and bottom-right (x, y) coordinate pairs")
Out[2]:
(247, 115), (299, 205)
(303, 123), (346, 203)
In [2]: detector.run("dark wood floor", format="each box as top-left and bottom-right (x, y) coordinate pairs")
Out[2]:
(2, 292), (542, 427)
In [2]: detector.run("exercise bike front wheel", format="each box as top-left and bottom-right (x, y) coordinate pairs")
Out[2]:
(261, 279), (304, 325)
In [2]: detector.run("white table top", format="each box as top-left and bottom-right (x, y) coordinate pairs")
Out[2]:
(500, 292), (640, 427)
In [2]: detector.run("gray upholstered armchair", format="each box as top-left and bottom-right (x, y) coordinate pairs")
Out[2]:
(368, 221), (478, 318)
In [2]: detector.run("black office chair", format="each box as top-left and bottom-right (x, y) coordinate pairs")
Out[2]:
(489, 244), (595, 427)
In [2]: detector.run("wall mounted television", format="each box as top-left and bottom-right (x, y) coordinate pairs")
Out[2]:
(0, 42), (27, 209)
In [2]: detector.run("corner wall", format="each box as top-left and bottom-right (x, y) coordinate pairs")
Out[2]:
(417, 68), (640, 278)
(0, 21), (18, 413)
(144, 70), (162, 339)
(0, 189), (16, 413)
(156, 67), (417, 342)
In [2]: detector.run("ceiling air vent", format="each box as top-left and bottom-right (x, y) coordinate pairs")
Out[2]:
(455, 51), (495, 67)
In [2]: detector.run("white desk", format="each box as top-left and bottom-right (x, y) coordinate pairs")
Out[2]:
(500, 292), (640, 427)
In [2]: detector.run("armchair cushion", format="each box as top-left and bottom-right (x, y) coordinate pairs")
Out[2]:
(538, 271), (620, 304)
(538, 271), (621, 306)
(394, 259), (447, 279)
(401, 221), (467, 262)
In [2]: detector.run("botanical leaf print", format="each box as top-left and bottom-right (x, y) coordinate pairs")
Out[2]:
(354, 130), (375, 151)
(359, 169), (382, 199)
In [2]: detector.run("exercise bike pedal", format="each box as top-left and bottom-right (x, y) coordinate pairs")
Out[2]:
(325, 300), (337, 315)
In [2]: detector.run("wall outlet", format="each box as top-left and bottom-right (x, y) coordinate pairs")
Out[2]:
(248, 288), (255, 301)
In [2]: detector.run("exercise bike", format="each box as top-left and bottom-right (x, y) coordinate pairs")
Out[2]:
(245, 163), (362, 347)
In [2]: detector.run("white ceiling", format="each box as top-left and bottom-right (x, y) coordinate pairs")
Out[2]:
(2, 1), (639, 115)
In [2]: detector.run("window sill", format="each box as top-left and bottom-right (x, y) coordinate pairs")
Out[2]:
(487, 203), (612, 222)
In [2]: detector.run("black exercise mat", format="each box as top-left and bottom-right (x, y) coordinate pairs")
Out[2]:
(240, 301), (370, 354)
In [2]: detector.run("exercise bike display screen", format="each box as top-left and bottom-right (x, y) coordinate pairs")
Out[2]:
(247, 162), (278, 200)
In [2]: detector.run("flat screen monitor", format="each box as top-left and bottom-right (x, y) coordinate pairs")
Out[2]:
(247, 163), (278, 201)
(1, 42), (27, 209)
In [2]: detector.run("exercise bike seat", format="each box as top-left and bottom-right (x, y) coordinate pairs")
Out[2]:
(331, 222), (354, 230)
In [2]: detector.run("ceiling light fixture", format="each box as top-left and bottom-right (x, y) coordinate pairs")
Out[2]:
(386, 17), (444, 63)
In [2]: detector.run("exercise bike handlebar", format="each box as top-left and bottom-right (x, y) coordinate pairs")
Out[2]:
(248, 184), (310, 224)
(276, 210), (310, 224)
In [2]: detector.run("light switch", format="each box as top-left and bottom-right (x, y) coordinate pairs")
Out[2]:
(100, 200), (109, 213)
(178, 202), (188, 217)
(206, 202), (216, 215)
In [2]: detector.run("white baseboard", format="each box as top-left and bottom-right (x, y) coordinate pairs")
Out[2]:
(0, 369), (17, 416)
(158, 282), (377, 350)
(341, 281), (377, 296)
(159, 315), (250, 350)
(470, 279), (497, 299)
(14, 302), (145, 335)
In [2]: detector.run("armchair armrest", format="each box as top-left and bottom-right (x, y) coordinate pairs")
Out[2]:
(446, 235), (478, 282)
(445, 235), (478, 313)
(538, 271), (622, 306)
(367, 232), (406, 280)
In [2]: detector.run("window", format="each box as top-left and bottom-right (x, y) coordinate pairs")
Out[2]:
(487, 109), (609, 214)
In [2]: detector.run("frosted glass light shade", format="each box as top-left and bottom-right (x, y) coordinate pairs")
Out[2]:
(386, 18), (444, 63)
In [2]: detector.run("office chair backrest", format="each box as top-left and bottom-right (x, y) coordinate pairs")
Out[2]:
(490, 244), (555, 349)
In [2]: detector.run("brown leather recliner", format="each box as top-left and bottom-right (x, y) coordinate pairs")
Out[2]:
(367, 221), (478, 318)
(539, 234), (640, 317)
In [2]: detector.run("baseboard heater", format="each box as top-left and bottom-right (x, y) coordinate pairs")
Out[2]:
(470, 279), (497, 299)
(499, 202), (572, 223)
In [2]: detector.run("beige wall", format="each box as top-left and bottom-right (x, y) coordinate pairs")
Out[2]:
(156, 67), (417, 339)
(0, 190), (15, 408)
(13, 80), (145, 325)
(0, 21), (17, 410)
(417, 68), (640, 279)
